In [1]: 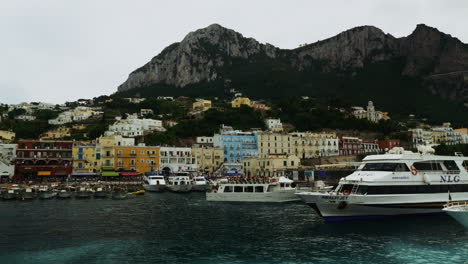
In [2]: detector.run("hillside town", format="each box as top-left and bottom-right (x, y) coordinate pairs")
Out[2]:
(1, 96), (467, 182)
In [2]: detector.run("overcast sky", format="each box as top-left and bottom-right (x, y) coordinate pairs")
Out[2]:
(1, 0), (467, 104)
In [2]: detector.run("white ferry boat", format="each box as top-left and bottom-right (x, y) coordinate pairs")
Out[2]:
(296, 149), (468, 221)
(443, 201), (468, 228)
(143, 172), (166, 192)
(191, 176), (211, 192)
(207, 176), (300, 202)
(166, 173), (192, 193)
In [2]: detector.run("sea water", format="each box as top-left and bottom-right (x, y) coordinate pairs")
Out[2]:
(0, 193), (467, 264)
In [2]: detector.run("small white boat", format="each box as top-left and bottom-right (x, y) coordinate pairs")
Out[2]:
(143, 173), (166, 192)
(191, 176), (211, 192)
(166, 174), (192, 193)
(207, 176), (300, 202)
(443, 201), (468, 228)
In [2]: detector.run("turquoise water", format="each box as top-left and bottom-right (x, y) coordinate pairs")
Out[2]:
(0, 193), (467, 264)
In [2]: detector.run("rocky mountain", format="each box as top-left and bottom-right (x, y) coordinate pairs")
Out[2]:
(117, 23), (468, 123)
(118, 24), (278, 91)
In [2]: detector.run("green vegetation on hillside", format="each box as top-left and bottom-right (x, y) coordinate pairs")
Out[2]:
(115, 56), (468, 127)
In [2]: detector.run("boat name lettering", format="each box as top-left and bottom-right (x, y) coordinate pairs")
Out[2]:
(440, 175), (460, 183)
(321, 196), (348, 201)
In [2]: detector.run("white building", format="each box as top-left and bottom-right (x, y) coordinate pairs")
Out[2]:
(123, 98), (146, 103)
(196, 136), (214, 145)
(352, 101), (384, 123)
(107, 114), (165, 137)
(159, 147), (197, 172)
(15, 115), (36, 121)
(0, 144), (16, 178)
(265, 119), (283, 132)
(49, 107), (101, 125)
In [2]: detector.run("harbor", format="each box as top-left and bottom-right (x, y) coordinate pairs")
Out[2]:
(0, 192), (467, 264)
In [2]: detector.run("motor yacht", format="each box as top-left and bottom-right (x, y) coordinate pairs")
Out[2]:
(143, 172), (166, 192)
(207, 176), (299, 202)
(166, 173), (192, 193)
(296, 148), (468, 221)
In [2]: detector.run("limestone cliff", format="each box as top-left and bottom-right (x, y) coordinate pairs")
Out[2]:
(118, 23), (468, 106)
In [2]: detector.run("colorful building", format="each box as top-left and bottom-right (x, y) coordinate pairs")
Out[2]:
(114, 146), (160, 174)
(377, 140), (400, 152)
(192, 99), (212, 112)
(15, 140), (73, 179)
(213, 130), (258, 164)
(40, 127), (71, 140)
(0, 130), (15, 141)
(159, 147), (197, 173)
(243, 154), (300, 177)
(192, 147), (223, 174)
(231, 97), (251, 108)
(72, 143), (99, 175)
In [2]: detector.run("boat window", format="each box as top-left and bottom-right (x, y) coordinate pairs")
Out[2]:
(280, 183), (285, 188)
(463, 161), (468, 171)
(412, 162), (443, 171)
(443, 160), (460, 173)
(224, 186), (233, 192)
(255, 186), (264, 193)
(234, 186), (243, 192)
(361, 163), (410, 172)
(245, 186), (254, 192)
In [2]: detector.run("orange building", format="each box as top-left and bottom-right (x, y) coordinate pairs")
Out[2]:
(114, 146), (160, 174)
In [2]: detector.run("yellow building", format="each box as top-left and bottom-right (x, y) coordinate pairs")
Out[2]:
(41, 127), (71, 140)
(192, 99), (212, 112)
(72, 124), (86, 130)
(97, 135), (135, 170)
(431, 131), (446, 145)
(257, 132), (339, 159)
(192, 147), (223, 174)
(73, 144), (99, 174)
(0, 130), (15, 141)
(114, 146), (160, 174)
(231, 97), (251, 108)
(243, 154), (300, 177)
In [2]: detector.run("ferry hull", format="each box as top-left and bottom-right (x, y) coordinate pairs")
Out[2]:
(191, 184), (211, 192)
(207, 190), (300, 203)
(143, 184), (166, 192)
(446, 211), (468, 228)
(166, 184), (192, 193)
(297, 192), (468, 222)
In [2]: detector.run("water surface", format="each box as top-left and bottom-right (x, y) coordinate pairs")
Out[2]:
(0, 193), (467, 264)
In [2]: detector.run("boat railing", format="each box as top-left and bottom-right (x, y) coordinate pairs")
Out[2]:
(444, 201), (468, 208)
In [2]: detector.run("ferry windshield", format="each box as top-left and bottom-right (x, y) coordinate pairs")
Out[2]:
(361, 163), (410, 172)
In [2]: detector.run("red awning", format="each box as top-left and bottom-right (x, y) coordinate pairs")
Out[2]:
(119, 172), (139, 176)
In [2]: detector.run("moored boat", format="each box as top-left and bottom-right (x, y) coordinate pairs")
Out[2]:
(57, 189), (73, 199)
(112, 187), (128, 200)
(296, 148), (468, 222)
(20, 188), (38, 200)
(166, 174), (192, 193)
(2, 188), (19, 200)
(143, 172), (166, 192)
(38, 187), (56, 200)
(191, 176), (211, 192)
(75, 187), (93, 199)
(207, 176), (299, 202)
(443, 201), (468, 228)
(94, 186), (110, 198)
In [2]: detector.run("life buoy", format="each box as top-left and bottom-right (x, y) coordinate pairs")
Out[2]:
(411, 165), (418, 175)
